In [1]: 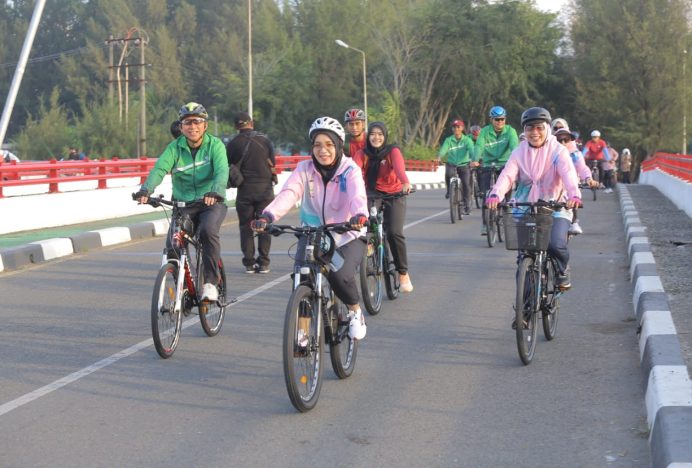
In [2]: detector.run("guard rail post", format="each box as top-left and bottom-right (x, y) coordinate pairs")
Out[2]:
(48, 159), (59, 193)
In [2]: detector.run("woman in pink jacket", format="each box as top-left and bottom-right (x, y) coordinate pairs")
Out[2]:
(486, 107), (581, 290)
(252, 117), (369, 340)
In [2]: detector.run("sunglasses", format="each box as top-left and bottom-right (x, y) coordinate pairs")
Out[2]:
(557, 138), (571, 144)
(181, 118), (207, 126)
(493, 118), (505, 122)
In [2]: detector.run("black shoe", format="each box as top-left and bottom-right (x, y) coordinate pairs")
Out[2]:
(557, 273), (571, 290)
(245, 265), (257, 274)
(257, 265), (270, 274)
(464, 207), (471, 215)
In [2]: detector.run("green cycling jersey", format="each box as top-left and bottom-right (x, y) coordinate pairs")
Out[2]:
(473, 124), (519, 167)
(438, 134), (475, 166)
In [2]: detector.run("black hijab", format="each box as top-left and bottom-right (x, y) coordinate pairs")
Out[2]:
(364, 121), (398, 190)
(311, 130), (343, 185)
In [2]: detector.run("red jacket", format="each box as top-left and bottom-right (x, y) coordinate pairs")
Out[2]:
(583, 139), (608, 161)
(346, 136), (366, 158)
(352, 146), (410, 194)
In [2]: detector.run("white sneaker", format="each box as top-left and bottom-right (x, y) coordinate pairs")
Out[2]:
(201, 283), (218, 302)
(399, 274), (413, 293)
(568, 221), (583, 235)
(348, 309), (367, 340)
(297, 329), (309, 348)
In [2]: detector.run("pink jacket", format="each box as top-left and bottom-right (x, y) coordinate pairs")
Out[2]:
(490, 135), (581, 203)
(263, 156), (368, 247)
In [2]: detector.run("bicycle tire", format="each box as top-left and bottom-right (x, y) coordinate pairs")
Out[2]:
(496, 210), (503, 242)
(329, 294), (358, 379)
(283, 285), (323, 412)
(592, 187), (597, 201)
(541, 257), (560, 340)
(449, 179), (458, 224)
(199, 258), (227, 337)
(151, 262), (183, 359)
(359, 236), (384, 315)
(383, 241), (400, 300)
(486, 208), (497, 248)
(456, 184), (464, 220)
(473, 173), (482, 209)
(516, 256), (538, 365)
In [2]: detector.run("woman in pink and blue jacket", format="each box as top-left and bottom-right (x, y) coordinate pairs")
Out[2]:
(486, 107), (581, 291)
(251, 117), (369, 341)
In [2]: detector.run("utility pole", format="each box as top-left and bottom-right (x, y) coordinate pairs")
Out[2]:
(108, 34), (114, 106)
(138, 36), (147, 156)
(248, 0), (253, 117)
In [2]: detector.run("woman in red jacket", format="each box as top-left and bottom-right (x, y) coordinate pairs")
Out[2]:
(353, 122), (413, 293)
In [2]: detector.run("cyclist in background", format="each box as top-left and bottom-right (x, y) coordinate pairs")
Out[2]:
(353, 121), (414, 293)
(343, 108), (367, 157)
(469, 125), (482, 143)
(472, 105), (519, 235)
(135, 102), (229, 302)
(438, 119), (475, 214)
(582, 130), (610, 186)
(252, 117), (369, 340)
(486, 107), (581, 292)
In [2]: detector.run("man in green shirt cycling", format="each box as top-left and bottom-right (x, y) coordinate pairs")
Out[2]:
(472, 105), (519, 235)
(438, 119), (475, 214)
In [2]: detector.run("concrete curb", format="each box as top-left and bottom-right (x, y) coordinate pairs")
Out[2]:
(0, 182), (446, 274)
(618, 184), (692, 467)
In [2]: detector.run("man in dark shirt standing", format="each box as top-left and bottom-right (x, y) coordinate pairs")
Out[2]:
(226, 112), (276, 274)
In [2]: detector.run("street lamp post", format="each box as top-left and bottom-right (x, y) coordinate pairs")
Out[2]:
(335, 39), (367, 121)
(683, 48), (687, 154)
(248, 0), (253, 117)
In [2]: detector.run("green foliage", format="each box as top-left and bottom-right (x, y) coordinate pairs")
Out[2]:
(15, 89), (73, 160)
(402, 142), (437, 161)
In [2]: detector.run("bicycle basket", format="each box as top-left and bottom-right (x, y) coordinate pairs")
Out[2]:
(502, 207), (553, 251)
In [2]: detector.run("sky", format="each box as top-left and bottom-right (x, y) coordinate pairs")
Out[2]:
(534, 0), (569, 13)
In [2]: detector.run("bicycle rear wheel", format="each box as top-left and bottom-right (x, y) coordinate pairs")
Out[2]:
(449, 179), (458, 224)
(515, 256), (538, 365)
(151, 262), (182, 359)
(383, 241), (400, 300)
(283, 285), (323, 412)
(456, 185), (464, 220)
(329, 294), (358, 379)
(199, 258), (227, 337)
(486, 208), (498, 247)
(359, 236), (384, 315)
(542, 257), (560, 341)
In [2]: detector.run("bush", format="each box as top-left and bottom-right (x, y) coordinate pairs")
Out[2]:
(401, 142), (437, 161)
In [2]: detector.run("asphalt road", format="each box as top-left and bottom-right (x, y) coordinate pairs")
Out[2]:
(0, 189), (650, 467)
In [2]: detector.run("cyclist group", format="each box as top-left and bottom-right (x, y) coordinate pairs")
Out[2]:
(134, 101), (623, 364)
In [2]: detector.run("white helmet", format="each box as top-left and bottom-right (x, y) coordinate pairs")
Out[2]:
(309, 116), (345, 142)
(623, 148), (631, 155)
(591, 130), (601, 137)
(551, 118), (569, 132)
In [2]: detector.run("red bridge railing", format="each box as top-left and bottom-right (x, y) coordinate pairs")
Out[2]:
(641, 153), (692, 183)
(0, 155), (440, 198)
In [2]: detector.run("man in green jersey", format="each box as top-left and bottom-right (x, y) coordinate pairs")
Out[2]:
(438, 119), (475, 214)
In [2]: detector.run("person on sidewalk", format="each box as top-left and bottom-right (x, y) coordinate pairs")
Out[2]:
(620, 148), (632, 184)
(226, 111), (276, 274)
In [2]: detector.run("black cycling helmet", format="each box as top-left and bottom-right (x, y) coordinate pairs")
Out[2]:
(520, 107), (552, 127)
(178, 102), (208, 120)
(170, 120), (182, 138)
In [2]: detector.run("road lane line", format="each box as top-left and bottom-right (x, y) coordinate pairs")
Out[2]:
(0, 274), (291, 417)
(0, 209), (446, 417)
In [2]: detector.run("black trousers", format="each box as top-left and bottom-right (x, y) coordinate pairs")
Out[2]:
(166, 202), (227, 284)
(445, 163), (472, 209)
(236, 185), (274, 268)
(295, 236), (365, 306)
(371, 195), (408, 274)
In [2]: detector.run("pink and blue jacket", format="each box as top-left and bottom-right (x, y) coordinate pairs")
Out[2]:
(263, 156), (368, 247)
(490, 135), (581, 220)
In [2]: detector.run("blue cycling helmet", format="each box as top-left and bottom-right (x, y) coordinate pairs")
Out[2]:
(489, 106), (506, 119)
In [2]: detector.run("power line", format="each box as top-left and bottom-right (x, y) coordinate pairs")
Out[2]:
(0, 43), (108, 69)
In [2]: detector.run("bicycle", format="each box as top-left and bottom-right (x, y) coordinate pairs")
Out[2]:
(502, 200), (567, 365)
(471, 166), (484, 209)
(135, 194), (229, 359)
(267, 222), (359, 412)
(359, 190), (411, 314)
(480, 163), (504, 248)
(585, 160), (599, 201)
(448, 168), (464, 223)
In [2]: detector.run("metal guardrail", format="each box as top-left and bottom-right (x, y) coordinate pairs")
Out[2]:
(641, 152), (692, 182)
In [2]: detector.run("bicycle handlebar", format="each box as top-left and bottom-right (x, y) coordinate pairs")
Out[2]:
(267, 222), (357, 237)
(367, 188), (416, 201)
(499, 200), (568, 210)
(131, 193), (205, 209)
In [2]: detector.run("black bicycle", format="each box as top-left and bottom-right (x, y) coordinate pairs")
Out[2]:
(502, 200), (567, 365)
(448, 169), (464, 223)
(481, 163), (504, 247)
(135, 195), (229, 358)
(471, 166), (483, 209)
(268, 222), (359, 412)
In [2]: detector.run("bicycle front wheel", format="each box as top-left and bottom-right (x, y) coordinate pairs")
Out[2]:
(199, 258), (227, 337)
(449, 179), (458, 224)
(515, 256), (538, 365)
(359, 236), (384, 315)
(329, 295), (358, 379)
(283, 285), (323, 412)
(496, 210), (504, 242)
(486, 208), (498, 247)
(542, 258), (560, 341)
(151, 262), (182, 359)
(383, 241), (400, 300)
(592, 187), (597, 201)
(456, 185), (464, 220)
